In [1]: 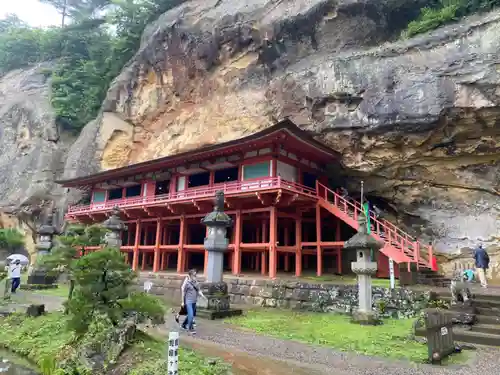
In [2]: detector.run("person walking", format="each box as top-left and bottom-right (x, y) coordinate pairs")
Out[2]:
(473, 244), (489, 288)
(8, 260), (22, 293)
(180, 269), (206, 334)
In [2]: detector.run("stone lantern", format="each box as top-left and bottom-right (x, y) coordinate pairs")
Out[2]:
(344, 214), (383, 325)
(102, 206), (126, 248)
(27, 211), (58, 285)
(198, 191), (242, 319)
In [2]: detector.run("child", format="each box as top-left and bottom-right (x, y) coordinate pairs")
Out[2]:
(463, 269), (475, 283)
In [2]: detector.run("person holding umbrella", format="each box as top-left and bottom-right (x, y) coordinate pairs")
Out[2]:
(6, 254), (29, 293)
(7, 259), (21, 293)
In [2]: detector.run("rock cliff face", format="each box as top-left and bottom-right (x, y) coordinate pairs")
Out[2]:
(0, 63), (75, 254)
(3, 0), (500, 257)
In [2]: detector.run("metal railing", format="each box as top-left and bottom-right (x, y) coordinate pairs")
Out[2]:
(316, 182), (433, 268)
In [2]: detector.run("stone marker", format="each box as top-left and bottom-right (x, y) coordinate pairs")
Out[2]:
(167, 331), (179, 375)
(343, 213), (383, 325)
(102, 206), (126, 248)
(27, 210), (58, 286)
(198, 191), (242, 319)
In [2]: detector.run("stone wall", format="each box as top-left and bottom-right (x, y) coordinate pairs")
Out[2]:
(138, 274), (429, 318)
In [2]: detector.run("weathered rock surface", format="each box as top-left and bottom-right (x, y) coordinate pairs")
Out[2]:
(66, 0), (499, 254)
(0, 63), (75, 249)
(1, 0), (499, 254)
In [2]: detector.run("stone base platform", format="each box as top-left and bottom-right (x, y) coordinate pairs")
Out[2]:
(197, 308), (243, 320)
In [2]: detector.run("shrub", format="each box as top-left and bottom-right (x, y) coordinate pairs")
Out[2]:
(121, 292), (166, 325)
(402, 0), (500, 38)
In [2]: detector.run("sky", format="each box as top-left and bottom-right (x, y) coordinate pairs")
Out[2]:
(1, 0), (61, 27)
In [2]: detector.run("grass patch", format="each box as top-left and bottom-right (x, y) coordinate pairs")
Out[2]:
(31, 284), (70, 298)
(227, 309), (467, 364)
(0, 312), (227, 374)
(126, 332), (229, 375)
(0, 313), (72, 363)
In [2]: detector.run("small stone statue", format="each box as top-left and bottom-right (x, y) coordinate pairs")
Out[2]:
(450, 269), (471, 305)
(214, 190), (224, 212)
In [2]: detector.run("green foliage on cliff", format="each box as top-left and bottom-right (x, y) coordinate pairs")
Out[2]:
(0, 228), (25, 253)
(0, 0), (184, 132)
(403, 0), (500, 38)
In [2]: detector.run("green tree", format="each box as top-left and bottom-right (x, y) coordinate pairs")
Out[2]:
(1, 1), (186, 131)
(66, 247), (165, 336)
(0, 14), (26, 32)
(41, 224), (108, 312)
(40, 0), (111, 26)
(0, 228), (25, 254)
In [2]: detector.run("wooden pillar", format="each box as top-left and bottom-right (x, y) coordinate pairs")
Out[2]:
(141, 251), (146, 270)
(262, 219), (267, 244)
(153, 219), (162, 272)
(260, 216), (267, 272)
(132, 220), (141, 271)
(269, 207), (278, 279)
(284, 225), (290, 272)
(295, 214), (302, 277)
(209, 170), (215, 186)
(166, 227), (172, 245)
(176, 216), (186, 273)
(232, 210), (242, 275)
(160, 252), (165, 270)
(162, 225), (167, 245)
(336, 220), (342, 274)
(127, 226), (133, 246)
(316, 204), (322, 277)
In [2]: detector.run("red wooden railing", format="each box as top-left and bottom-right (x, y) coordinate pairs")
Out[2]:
(67, 177), (317, 215)
(316, 182), (433, 269)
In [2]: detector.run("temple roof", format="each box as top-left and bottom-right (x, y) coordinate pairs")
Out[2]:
(57, 119), (340, 188)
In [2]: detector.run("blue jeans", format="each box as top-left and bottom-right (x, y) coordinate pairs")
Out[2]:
(11, 278), (20, 293)
(182, 303), (196, 330)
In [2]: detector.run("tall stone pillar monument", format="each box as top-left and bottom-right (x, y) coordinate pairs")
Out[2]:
(343, 214), (383, 325)
(198, 191), (242, 319)
(102, 207), (126, 248)
(27, 211), (58, 285)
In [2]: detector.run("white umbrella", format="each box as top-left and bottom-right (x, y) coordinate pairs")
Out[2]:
(6, 254), (29, 265)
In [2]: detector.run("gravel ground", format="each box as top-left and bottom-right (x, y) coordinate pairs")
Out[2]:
(16, 291), (500, 375)
(158, 318), (500, 375)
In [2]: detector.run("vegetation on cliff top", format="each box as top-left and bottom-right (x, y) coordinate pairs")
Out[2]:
(0, 0), (184, 132)
(402, 0), (500, 38)
(0, 0), (498, 132)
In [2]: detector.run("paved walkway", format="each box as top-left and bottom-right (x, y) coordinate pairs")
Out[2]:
(13, 291), (500, 375)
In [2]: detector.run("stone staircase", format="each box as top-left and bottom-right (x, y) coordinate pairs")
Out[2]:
(421, 289), (500, 346)
(416, 269), (452, 287)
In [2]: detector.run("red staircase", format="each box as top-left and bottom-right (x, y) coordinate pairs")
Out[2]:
(316, 183), (433, 269)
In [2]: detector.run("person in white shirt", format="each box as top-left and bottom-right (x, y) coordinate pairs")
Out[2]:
(8, 260), (22, 293)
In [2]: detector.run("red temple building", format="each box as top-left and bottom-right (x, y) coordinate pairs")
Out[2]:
(58, 120), (434, 279)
